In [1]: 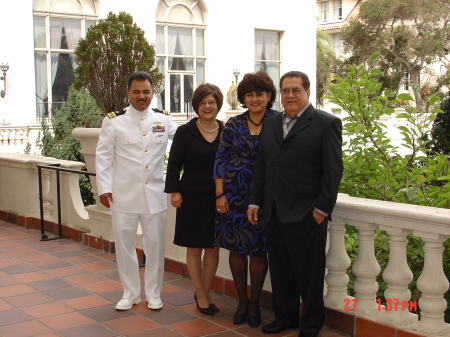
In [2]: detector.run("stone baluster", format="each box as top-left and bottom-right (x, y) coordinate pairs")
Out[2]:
(324, 218), (353, 309)
(378, 227), (417, 324)
(411, 232), (450, 335)
(351, 221), (380, 313)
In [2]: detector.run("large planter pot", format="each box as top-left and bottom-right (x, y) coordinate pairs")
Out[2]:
(72, 127), (102, 207)
(72, 127), (114, 241)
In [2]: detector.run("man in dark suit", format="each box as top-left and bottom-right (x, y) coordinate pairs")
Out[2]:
(247, 71), (343, 337)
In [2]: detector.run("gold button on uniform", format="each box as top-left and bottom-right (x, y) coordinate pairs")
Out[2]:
(145, 165), (148, 169)
(140, 117), (144, 121)
(144, 149), (148, 152)
(127, 140), (130, 143)
(145, 181), (148, 184)
(142, 132), (146, 136)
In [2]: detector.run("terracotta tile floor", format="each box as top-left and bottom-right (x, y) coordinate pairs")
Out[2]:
(0, 220), (349, 337)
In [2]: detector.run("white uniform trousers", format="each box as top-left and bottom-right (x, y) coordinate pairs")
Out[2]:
(111, 211), (166, 300)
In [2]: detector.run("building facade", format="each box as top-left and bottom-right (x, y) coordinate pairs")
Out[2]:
(0, 0), (316, 154)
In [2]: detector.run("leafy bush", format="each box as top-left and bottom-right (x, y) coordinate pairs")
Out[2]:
(327, 55), (450, 320)
(74, 11), (163, 113)
(36, 87), (104, 205)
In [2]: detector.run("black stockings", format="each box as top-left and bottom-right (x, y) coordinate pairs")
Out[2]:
(229, 251), (268, 317)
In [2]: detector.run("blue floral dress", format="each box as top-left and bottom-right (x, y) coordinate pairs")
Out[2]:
(213, 109), (279, 256)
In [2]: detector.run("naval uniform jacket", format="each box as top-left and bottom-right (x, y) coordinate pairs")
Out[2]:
(96, 106), (178, 214)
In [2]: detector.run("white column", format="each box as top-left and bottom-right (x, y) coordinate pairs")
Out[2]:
(324, 219), (353, 309)
(378, 226), (417, 324)
(411, 232), (450, 335)
(351, 221), (380, 313)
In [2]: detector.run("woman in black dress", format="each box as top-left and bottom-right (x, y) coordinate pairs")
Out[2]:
(213, 71), (278, 327)
(165, 83), (223, 316)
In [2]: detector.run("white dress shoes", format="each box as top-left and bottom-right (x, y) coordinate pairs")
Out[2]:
(147, 297), (163, 310)
(115, 298), (141, 310)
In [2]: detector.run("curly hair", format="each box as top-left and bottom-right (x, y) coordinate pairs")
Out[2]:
(237, 71), (277, 109)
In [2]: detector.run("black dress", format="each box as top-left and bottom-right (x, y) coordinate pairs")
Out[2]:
(164, 118), (223, 248)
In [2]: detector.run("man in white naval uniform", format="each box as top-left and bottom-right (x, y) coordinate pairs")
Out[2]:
(96, 71), (178, 310)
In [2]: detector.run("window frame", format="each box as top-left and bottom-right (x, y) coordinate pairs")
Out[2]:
(33, 9), (97, 121)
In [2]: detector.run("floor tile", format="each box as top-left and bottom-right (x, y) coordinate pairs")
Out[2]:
(0, 320), (52, 337)
(46, 265), (87, 277)
(62, 294), (112, 310)
(51, 250), (88, 258)
(103, 315), (161, 335)
(4, 292), (55, 308)
(28, 278), (73, 291)
(0, 275), (21, 286)
(12, 270), (55, 283)
(127, 327), (183, 337)
(80, 261), (117, 272)
(0, 258), (24, 268)
(79, 279), (122, 293)
(59, 323), (120, 337)
(169, 318), (225, 337)
(162, 290), (196, 307)
(1, 263), (42, 275)
(0, 309), (33, 326)
(80, 305), (136, 322)
(43, 285), (92, 300)
(0, 299), (14, 311)
(38, 312), (95, 331)
(22, 302), (74, 319)
(63, 272), (106, 285)
(65, 255), (102, 265)
(33, 259), (73, 270)
(143, 307), (198, 325)
(0, 284), (37, 297)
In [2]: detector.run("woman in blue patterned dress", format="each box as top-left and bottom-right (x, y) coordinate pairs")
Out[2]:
(213, 71), (278, 328)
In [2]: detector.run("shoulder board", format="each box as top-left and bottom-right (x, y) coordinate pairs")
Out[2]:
(107, 109), (126, 119)
(152, 108), (171, 115)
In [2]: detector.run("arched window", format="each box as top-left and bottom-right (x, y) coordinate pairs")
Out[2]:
(156, 0), (206, 115)
(33, 0), (98, 120)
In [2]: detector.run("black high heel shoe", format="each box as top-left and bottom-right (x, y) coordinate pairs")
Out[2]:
(209, 303), (219, 312)
(194, 293), (214, 315)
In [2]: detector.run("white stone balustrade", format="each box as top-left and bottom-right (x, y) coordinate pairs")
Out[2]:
(332, 194), (450, 335)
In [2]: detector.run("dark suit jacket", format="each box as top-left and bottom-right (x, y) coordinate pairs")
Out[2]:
(249, 104), (343, 223)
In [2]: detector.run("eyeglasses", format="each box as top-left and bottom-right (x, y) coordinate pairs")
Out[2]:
(280, 88), (306, 96)
(198, 100), (217, 106)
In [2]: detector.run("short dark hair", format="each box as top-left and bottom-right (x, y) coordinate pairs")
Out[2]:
(128, 71), (154, 89)
(192, 83), (224, 114)
(279, 71), (310, 91)
(237, 71), (277, 109)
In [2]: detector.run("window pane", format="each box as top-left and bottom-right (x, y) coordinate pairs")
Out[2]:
(196, 59), (205, 85)
(51, 52), (75, 106)
(255, 61), (280, 88)
(86, 20), (96, 32)
(156, 57), (166, 110)
(156, 26), (165, 54)
(170, 74), (181, 112)
(35, 52), (48, 119)
(50, 18), (81, 50)
(321, 2), (329, 22)
(333, 0), (342, 20)
(184, 75), (194, 114)
(34, 16), (46, 48)
(196, 29), (204, 56)
(169, 57), (194, 71)
(255, 30), (279, 61)
(168, 27), (193, 55)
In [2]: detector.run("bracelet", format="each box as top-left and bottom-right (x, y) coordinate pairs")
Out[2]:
(215, 193), (225, 199)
